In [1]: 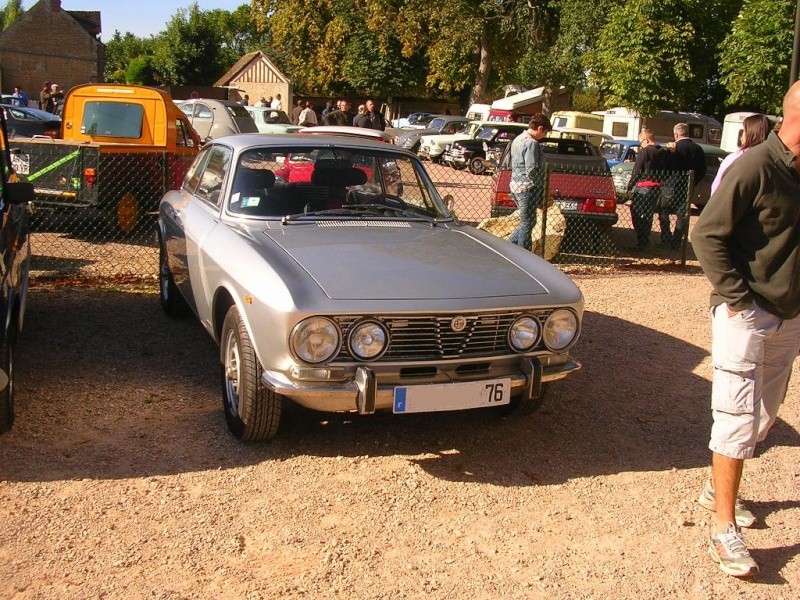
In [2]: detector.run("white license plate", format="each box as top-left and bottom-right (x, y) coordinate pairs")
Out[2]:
(393, 378), (511, 414)
(556, 199), (579, 211)
(11, 153), (29, 175)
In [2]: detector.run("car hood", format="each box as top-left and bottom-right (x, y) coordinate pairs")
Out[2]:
(261, 225), (547, 300)
(420, 133), (471, 146)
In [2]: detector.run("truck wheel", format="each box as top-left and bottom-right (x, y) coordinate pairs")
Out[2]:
(493, 384), (548, 418)
(116, 192), (140, 234)
(158, 235), (190, 318)
(220, 305), (283, 441)
(469, 156), (486, 175)
(0, 341), (14, 434)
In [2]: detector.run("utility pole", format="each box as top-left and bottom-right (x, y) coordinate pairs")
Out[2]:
(793, 0), (800, 85)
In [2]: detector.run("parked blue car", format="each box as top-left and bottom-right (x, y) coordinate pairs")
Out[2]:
(600, 139), (639, 168)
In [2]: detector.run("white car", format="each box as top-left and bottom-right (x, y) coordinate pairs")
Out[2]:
(245, 107), (303, 134)
(418, 120), (494, 162)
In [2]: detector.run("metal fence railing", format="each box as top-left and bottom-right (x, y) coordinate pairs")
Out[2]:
(27, 157), (696, 283)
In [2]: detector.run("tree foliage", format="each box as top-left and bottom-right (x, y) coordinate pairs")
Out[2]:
(150, 3), (232, 85)
(104, 31), (157, 82)
(1, 0), (22, 31)
(719, 0), (794, 114)
(125, 56), (157, 86)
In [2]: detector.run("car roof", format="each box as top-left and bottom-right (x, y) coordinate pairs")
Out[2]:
(298, 125), (392, 142)
(207, 132), (409, 153)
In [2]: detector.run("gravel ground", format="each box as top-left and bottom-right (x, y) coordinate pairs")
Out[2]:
(1, 271), (799, 599)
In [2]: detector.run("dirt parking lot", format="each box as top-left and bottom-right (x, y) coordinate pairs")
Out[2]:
(2, 271), (799, 599)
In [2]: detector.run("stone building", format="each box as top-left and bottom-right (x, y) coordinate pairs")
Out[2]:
(0, 0), (104, 101)
(214, 50), (292, 109)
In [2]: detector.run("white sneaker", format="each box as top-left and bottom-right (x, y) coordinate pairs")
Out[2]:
(709, 522), (759, 577)
(697, 479), (756, 528)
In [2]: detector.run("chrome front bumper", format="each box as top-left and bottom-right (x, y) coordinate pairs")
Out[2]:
(261, 356), (581, 414)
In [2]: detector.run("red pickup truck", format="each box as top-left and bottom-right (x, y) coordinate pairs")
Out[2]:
(490, 138), (617, 221)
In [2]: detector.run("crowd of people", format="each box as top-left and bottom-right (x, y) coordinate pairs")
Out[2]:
(4, 82), (64, 113)
(289, 97), (386, 130)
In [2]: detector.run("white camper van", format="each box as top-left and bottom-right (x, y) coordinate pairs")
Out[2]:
(600, 107), (722, 146)
(720, 112), (781, 153)
(465, 103), (490, 121)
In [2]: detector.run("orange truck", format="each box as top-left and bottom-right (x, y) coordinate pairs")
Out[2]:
(9, 84), (200, 233)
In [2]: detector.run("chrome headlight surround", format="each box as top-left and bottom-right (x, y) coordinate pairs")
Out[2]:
(348, 319), (389, 361)
(508, 315), (541, 353)
(542, 309), (579, 351)
(290, 317), (341, 365)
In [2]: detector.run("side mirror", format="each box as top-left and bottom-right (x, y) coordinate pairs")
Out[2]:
(4, 181), (34, 205)
(443, 194), (455, 213)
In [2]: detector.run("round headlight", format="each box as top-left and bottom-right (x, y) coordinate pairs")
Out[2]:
(348, 320), (388, 360)
(508, 315), (540, 352)
(543, 309), (578, 351)
(290, 317), (340, 364)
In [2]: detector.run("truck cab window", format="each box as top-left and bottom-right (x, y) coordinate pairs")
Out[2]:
(80, 102), (144, 138)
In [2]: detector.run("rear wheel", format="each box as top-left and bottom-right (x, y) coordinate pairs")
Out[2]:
(116, 192), (139, 234)
(158, 234), (190, 318)
(220, 306), (283, 441)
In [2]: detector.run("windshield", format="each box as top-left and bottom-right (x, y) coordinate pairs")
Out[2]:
(81, 101), (143, 137)
(600, 142), (625, 161)
(226, 145), (452, 220)
(476, 126), (497, 141)
(429, 117), (446, 130)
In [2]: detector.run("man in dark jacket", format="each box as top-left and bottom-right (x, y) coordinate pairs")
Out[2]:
(626, 128), (671, 249)
(691, 81), (800, 578)
(354, 99), (386, 131)
(659, 122), (706, 248)
(322, 100), (356, 126)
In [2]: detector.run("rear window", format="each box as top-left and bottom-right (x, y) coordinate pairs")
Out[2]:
(225, 104), (251, 119)
(81, 101), (143, 138)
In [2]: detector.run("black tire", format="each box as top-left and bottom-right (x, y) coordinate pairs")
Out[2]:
(493, 384), (548, 418)
(451, 162), (467, 170)
(158, 234), (190, 318)
(220, 305), (283, 441)
(0, 341), (14, 434)
(469, 156), (486, 175)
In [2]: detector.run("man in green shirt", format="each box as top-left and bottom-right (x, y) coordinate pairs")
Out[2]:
(692, 82), (800, 578)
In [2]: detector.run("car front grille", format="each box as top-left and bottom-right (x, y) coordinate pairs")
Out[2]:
(333, 309), (554, 362)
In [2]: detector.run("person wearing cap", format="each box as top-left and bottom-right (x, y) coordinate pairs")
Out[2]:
(508, 113), (552, 251)
(39, 81), (52, 111)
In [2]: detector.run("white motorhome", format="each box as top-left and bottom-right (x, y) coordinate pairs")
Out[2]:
(720, 112), (781, 153)
(600, 107), (722, 146)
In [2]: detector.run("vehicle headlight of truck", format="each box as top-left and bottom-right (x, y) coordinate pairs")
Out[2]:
(348, 319), (389, 360)
(291, 317), (341, 364)
(542, 309), (579, 351)
(508, 315), (540, 352)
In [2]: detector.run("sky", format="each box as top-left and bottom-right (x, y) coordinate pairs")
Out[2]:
(61, 0), (249, 41)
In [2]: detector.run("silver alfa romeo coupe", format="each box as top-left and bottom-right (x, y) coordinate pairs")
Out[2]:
(157, 134), (583, 441)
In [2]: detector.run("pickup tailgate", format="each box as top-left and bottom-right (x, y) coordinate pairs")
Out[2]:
(9, 138), (100, 207)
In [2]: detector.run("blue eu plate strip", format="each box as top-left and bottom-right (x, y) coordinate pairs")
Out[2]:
(394, 387), (407, 413)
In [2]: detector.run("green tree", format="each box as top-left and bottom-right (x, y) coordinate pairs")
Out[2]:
(151, 3), (231, 85)
(104, 31), (156, 82)
(125, 56), (157, 85)
(719, 0), (794, 114)
(585, 0), (739, 116)
(1, 0), (23, 31)
(254, 0), (423, 96)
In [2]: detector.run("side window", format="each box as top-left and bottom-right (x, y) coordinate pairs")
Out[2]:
(196, 145), (232, 206)
(184, 147), (211, 193)
(175, 118), (194, 147)
(195, 103), (213, 119)
(688, 123), (704, 140)
(179, 103), (193, 117)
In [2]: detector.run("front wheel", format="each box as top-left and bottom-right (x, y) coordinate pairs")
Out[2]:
(493, 384), (548, 417)
(469, 156), (486, 175)
(220, 306), (283, 441)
